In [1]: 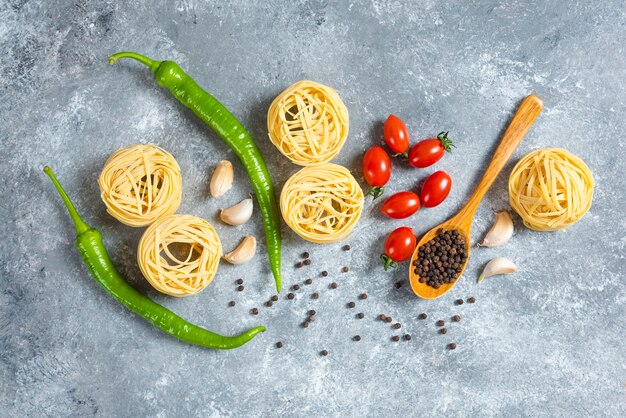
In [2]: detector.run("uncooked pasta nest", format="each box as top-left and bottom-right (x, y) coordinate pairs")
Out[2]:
(98, 144), (182, 227)
(137, 214), (222, 297)
(267, 80), (349, 166)
(280, 163), (364, 243)
(508, 148), (594, 231)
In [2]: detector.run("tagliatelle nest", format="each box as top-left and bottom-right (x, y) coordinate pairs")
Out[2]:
(137, 214), (222, 297)
(280, 163), (364, 243)
(267, 80), (349, 166)
(98, 144), (182, 227)
(508, 148), (594, 231)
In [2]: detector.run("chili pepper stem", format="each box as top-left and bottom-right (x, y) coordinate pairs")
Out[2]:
(108, 52), (161, 73)
(43, 166), (90, 235)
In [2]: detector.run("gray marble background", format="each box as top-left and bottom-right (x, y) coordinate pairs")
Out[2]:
(1, 1), (625, 417)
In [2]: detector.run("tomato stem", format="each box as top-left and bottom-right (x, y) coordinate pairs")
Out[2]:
(380, 254), (398, 271)
(391, 151), (409, 160)
(437, 131), (455, 153)
(367, 186), (385, 199)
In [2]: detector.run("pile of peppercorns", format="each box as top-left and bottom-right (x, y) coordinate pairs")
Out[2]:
(413, 229), (467, 288)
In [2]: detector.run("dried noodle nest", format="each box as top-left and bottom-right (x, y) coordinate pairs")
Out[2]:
(137, 214), (222, 297)
(280, 163), (364, 243)
(267, 80), (349, 166)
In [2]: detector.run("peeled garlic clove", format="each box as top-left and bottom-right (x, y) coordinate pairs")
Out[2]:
(220, 196), (253, 225)
(223, 235), (256, 264)
(478, 211), (514, 247)
(477, 257), (517, 283)
(210, 160), (234, 198)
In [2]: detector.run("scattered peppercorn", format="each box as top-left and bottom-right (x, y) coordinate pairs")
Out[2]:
(295, 261), (303, 268)
(394, 281), (402, 289)
(413, 229), (467, 288)
(439, 328), (447, 334)
(312, 292), (319, 300)
(353, 335), (361, 342)
(271, 295), (278, 302)
(404, 334), (412, 341)
(265, 301), (273, 307)
(418, 313), (427, 320)
(343, 245), (351, 251)
(309, 310), (316, 316)
(330, 282), (338, 289)
(251, 308), (259, 315)
(228, 300), (235, 307)
(359, 293), (368, 300)
(292, 284), (300, 291)
(447, 343), (457, 350)
(276, 341), (283, 348)
(321, 270), (328, 277)
(235, 278), (243, 285)
(347, 301), (355, 308)
(321, 350), (329, 356)
(436, 320), (445, 327)
(236, 285), (244, 292)
(305, 278), (313, 285)
(303, 259), (312, 266)
(393, 323), (401, 329)
(452, 315), (461, 322)
(287, 293), (295, 300)
(455, 298), (464, 305)
(302, 251), (310, 259)
(342, 266), (349, 273)
(385, 317), (393, 323)
(467, 297), (476, 303)
(356, 312), (365, 319)
(391, 336), (400, 342)
(302, 321), (309, 328)
(379, 314), (387, 321)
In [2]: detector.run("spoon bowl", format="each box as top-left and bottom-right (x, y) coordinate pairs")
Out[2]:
(409, 94), (544, 299)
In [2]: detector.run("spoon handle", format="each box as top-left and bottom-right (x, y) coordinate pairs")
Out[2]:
(460, 94), (544, 219)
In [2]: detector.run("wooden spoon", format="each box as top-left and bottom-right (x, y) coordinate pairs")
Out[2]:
(409, 94), (544, 299)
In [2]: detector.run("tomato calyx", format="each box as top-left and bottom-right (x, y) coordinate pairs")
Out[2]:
(367, 186), (385, 199)
(380, 254), (399, 271)
(391, 151), (409, 159)
(437, 131), (455, 153)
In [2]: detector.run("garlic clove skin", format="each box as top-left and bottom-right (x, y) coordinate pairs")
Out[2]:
(210, 160), (234, 198)
(223, 235), (256, 264)
(220, 196), (253, 225)
(478, 257), (517, 283)
(478, 211), (514, 247)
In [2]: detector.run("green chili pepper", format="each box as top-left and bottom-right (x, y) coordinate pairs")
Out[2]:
(108, 52), (282, 292)
(44, 166), (265, 349)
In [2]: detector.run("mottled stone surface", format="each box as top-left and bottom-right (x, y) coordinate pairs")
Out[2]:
(1, 1), (625, 417)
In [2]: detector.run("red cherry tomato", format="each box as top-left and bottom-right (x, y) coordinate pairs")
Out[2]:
(384, 114), (410, 156)
(362, 145), (391, 199)
(408, 132), (454, 168)
(381, 226), (417, 270)
(420, 171), (452, 208)
(380, 191), (420, 219)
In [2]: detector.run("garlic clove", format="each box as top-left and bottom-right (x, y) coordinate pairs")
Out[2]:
(210, 160), (234, 198)
(477, 257), (517, 283)
(478, 211), (514, 247)
(220, 196), (253, 225)
(223, 235), (257, 264)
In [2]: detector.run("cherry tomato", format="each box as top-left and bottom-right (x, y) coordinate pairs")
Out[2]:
(381, 226), (417, 270)
(384, 114), (410, 157)
(362, 145), (391, 199)
(380, 191), (420, 219)
(408, 132), (454, 168)
(420, 171), (452, 208)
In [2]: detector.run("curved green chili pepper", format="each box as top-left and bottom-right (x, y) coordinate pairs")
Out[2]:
(44, 166), (265, 349)
(108, 52), (282, 292)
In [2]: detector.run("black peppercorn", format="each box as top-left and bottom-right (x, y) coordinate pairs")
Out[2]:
(452, 315), (461, 322)
(271, 295), (278, 302)
(436, 320), (445, 327)
(418, 313), (427, 320)
(342, 266), (349, 273)
(302, 252), (310, 259)
(305, 278), (313, 285)
(312, 292), (319, 300)
(439, 328), (447, 334)
(276, 341), (283, 348)
(303, 259), (312, 266)
(228, 300), (235, 307)
(235, 278), (243, 285)
(343, 245), (351, 251)
(321, 350), (329, 356)
(393, 323), (401, 329)
(447, 343), (457, 350)
(251, 308), (259, 315)
(236, 285), (244, 292)
(287, 293), (295, 300)
(353, 335), (361, 342)
(359, 293), (368, 300)
(292, 284), (300, 291)
(330, 282), (338, 289)
(321, 271), (328, 277)
(356, 312), (365, 319)
(404, 334), (411, 341)
(391, 336), (400, 342)
(347, 301), (355, 308)
(467, 297), (476, 303)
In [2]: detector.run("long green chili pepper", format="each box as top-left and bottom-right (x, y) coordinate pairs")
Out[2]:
(108, 51), (283, 292)
(44, 166), (265, 349)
